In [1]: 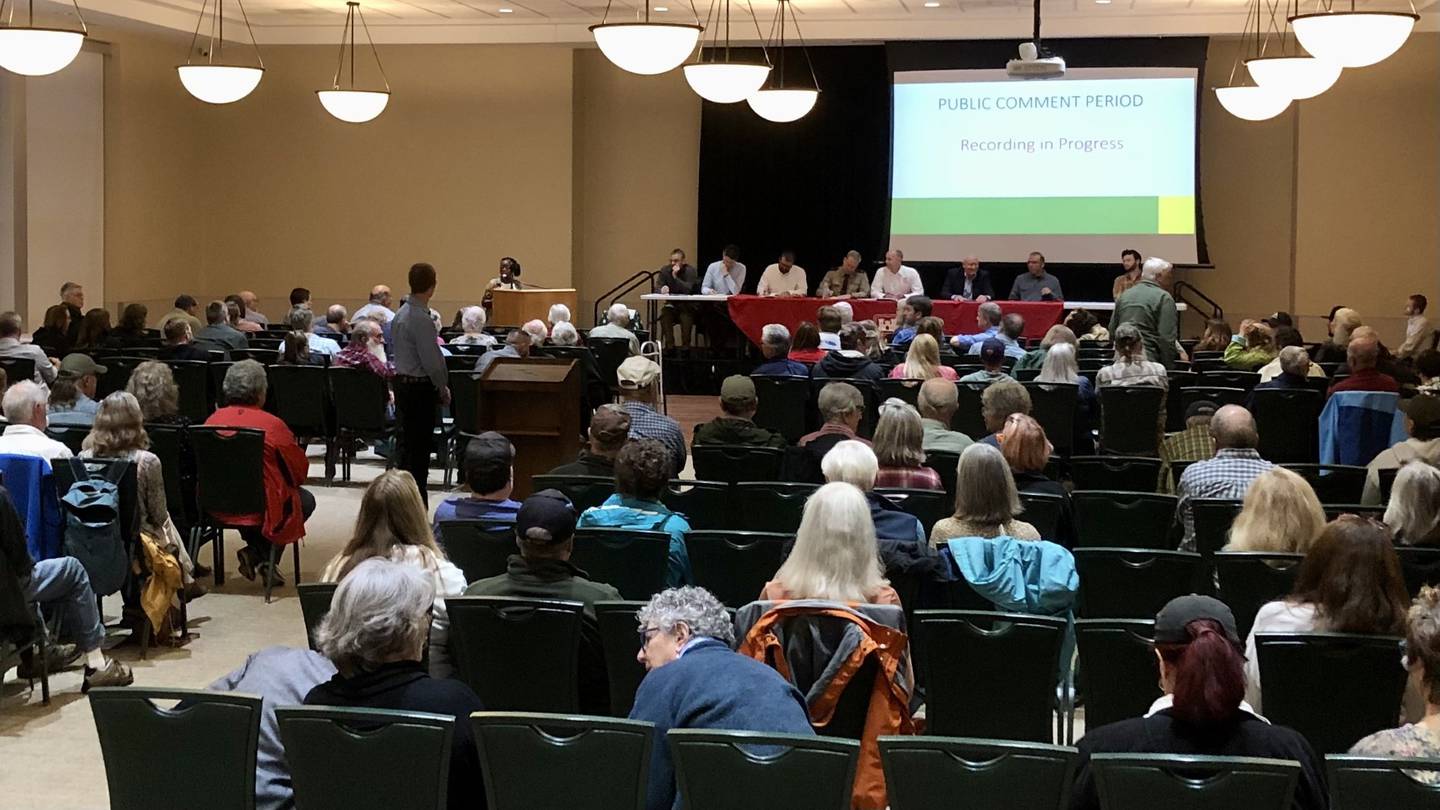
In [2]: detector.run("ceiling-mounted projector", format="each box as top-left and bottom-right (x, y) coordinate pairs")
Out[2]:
(1006, 0), (1065, 78)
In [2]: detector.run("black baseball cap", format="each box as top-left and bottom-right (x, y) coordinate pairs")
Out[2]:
(980, 338), (1005, 365)
(1155, 595), (1240, 644)
(516, 489), (577, 544)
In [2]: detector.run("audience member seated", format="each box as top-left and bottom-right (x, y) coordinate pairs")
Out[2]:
(1363, 394), (1440, 504)
(323, 470), (464, 677)
(787, 322), (827, 364)
(314, 305), (349, 339)
(46, 355), (103, 427)
(752, 324), (808, 377)
(1221, 467), (1326, 554)
(813, 323), (885, 381)
(548, 303), (571, 330)
(856, 320), (885, 359)
(977, 379), (1032, 447)
(1343, 326), (1419, 387)
(590, 303), (641, 355)
(205, 360), (314, 587)
(474, 330), (531, 376)
(1097, 323), (1169, 388)
(998, 413), (1074, 546)
(578, 439), (692, 587)
(833, 300), (854, 326)
(1193, 318), (1233, 354)
(872, 399), (943, 491)
(1035, 342), (1097, 416)
(1223, 320), (1277, 371)
(1244, 516), (1408, 713)
(615, 356), (686, 475)
(1417, 350), (1440, 394)
(353, 285), (394, 324)
(521, 319), (550, 350)
(957, 339), (1012, 385)
(550, 321), (581, 347)
(548, 405), (630, 477)
(1162, 399), (1217, 465)
(1250, 347), (1317, 409)
(433, 432), (522, 532)
(466, 488), (621, 714)
(951, 301), (1001, 351)
(31, 305), (71, 357)
(1065, 308), (1109, 344)
(110, 303), (151, 348)
(277, 331), (320, 366)
(0, 483), (133, 690)
(1070, 595), (1327, 810)
(0, 381), (72, 462)
(1330, 333), (1399, 395)
(930, 443), (1039, 545)
(798, 382), (870, 482)
(1351, 585), (1440, 770)
(918, 377), (974, 454)
(74, 309), (119, 352)
(158, 294), (204, 337)
(1398, 293), (1433, 360)
(760, 481), (901, 605)
(1176, 405), (1273, 550)
(914, 315), (957, 361)
(333, 319), (393, 380)
(888, 295), (932, 349)
(892, 334), (958, 382)
(1014, 324), (1077, 372)
(1385, 463), (1440, 546)
(1258, 328), (1325, 383)
(452, 306), (496, 347)
(693, 375), (786, 449)
(306, 559), (484, 810)
(129, 361), (186, 426)
(816, 305), (842, 351)
(224, 295), (262, 334)
(820, 440), (925, 546)
(966, 313), (1026, 361)
(0, 311), (57, 388)
(157, 320), (213, 362)
(628, 586), (814, 810)
(288, 307), (339, 359)
(196, 300), (248, 356)
(1314, 307), (1362, 364)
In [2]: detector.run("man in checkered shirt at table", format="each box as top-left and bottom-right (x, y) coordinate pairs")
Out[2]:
(1175, 404), (1273, 550)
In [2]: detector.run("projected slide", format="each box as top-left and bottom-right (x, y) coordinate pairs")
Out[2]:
(890, 67), (1199, 264)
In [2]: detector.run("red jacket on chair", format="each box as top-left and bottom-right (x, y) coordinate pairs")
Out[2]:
(204, 406), (309, 544)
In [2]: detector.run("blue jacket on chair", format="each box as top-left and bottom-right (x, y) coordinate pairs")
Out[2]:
(0, 454), (62, 561)
(1319, 391), (1407, 466)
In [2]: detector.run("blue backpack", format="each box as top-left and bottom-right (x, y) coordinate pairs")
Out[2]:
(60, 459), (129, 597)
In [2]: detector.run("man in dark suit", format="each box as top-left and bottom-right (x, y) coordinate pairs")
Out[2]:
(941, 256), (994, 301)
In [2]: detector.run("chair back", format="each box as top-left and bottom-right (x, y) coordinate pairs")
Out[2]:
(1074, 549), (1203, 619)
(952, 382), (989, 440)
(1069, 456), (1163, 493)
(436, 519), (516, 584)
(532, 474), (615, 513)
(1280, 463), (1367, 505)
(669, 729), (860, 810)
(925, 449), (961, 498)
(44, 425), (89, 456)
(661, 480), (730, 530)
(1017, 492), (1065, 541)
(328, 367), (389, 434)
(1075, 619), (1162, 730)
(1379, 466), (1401, 503)
(446, 596), (584, 712)
(90, 687), (262, 810)
(1024, 382), (1080, 457)
(1099, 386), (1165, 456)
(692, 444), (785, 484)
(296, 582), (338, 651)
(915, 610), (1065, 742)
(472, 712), (653, 810)
(875, 488), (950, 536)
(145, 422), (194, 529)
(188, 426), (267, 518)
(877, 378), (923, 409)
(1396, 546), (1440, 598)
(95, 356), (143, 398)
(733, 482), (818, 533)
(1214, 552), (1304, 640)
(572, 528), (671, 601)
(1326, 755), (1440, 810)
(1091, 753), (1299, 810)
(1252, 388), (1322, 464)
(0, 356), (35, 387)
(1072, 491), (1179, 549)
(1200, 370), (1261, 390)
(276, 706), (453, 810)
(1256, 632), (1407, 753)
(686, 531), (788, 608)
(266, 364), (332, 437)
(587, 337), (633, 394)
(879, 736), (1077, 810)
(752, 375), (813, 444)
(595, 600), (648, 717)
(165, 360), (212, 421)
(448, 370), (483, 437)
(1190, 498), (1244, 562)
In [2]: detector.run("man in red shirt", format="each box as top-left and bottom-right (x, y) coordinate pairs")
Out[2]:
(1328, 335), (1399, 396)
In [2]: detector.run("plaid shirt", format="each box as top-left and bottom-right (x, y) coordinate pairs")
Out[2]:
(335, 342), (395, 380)
(1097, 357), (1169, 389)
(875, 465), (943, 491)
(1162, 424), (1215, 464)
(619, 401), (687, 474)
(1177, 448), (1274, 550)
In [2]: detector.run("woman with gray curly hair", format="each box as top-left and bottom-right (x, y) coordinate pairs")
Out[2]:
(629, 586), (814, 810)
(1350, 584), (1440, 775)
(306, 558), (485, 810)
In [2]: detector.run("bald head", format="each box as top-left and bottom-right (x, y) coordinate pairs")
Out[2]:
(1348, 335), (1380, 371)
(1209, 405), (1258, 450)
(917, 377), (958, 421)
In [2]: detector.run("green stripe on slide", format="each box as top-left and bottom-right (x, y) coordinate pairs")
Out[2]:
(891, 197), (1160, 235)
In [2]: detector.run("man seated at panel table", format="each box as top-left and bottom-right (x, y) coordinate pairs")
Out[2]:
(752, 324), (809, 377)
(967, 313), (1027, 362)
(941, 255), (994, 302)
(871, 249), (925, 300)
(757, 251), (808, 298)
(817, 250), (870, 299)
(1009, 252), (1064, 301)
(701, 245), (747, 296)
(658, 248), (701, 349)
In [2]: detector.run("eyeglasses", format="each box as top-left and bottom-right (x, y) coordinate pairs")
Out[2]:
(637, 626), (661, 648)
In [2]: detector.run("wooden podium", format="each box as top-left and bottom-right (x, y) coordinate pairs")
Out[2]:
(477, 357), (581, 499)
(491, 287), (579, 328)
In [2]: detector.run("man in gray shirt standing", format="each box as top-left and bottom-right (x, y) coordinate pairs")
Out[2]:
(391, 262), (451, 503)
(1009, 251), (1064, 301)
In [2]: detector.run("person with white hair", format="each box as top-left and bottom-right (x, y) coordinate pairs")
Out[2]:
(761, 481), (902, 604)
(334, 319), (394, 380)
(588, 302), (640, 355)
(1364, 395), (1440, 505)
(0, 380), (72, 461)
(833, 300), (854, 325)
(1386, 462), (1440, 546)
(521, 319), (549, 348)
(548, 303), (572, 327)
(550, 321), (580, 347)
(1108, 255), (1179, 368)
(753, 323), (808, 377)
(305, 558), (485, 810)
(820, 439), (926, 545)
(452, 305), (496, 347)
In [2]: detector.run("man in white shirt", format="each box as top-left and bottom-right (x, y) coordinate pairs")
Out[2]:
(870, 249), (924, 300)
(289, 307), (340, 357)
(756, 251), (808, 297)
(701, 245), (747, 296)
(0, 312), (57, 389)
(353, 285), (394, 323)
(1398, 294), (1432, 360)
(0, 381), (73, 462)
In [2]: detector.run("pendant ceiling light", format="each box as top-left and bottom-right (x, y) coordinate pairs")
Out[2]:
(0, 0), (86, 76)
(1215, 0), (1293, 121)
(177, 0), (265, 104)
(590, 0), (703, 75)
(683, 0), (769, 103)
(1289, 1), (1418, 68)
(317, 2), (390, 123)
(1243, 0), (1341, 101)
(746, 0), (818, 123)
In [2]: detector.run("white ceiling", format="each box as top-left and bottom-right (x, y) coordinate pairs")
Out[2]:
(73, 0), (1440, 44)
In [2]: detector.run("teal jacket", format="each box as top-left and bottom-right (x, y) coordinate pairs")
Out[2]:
(944, 536), (1077, 616)
(577, 495), (693, 586)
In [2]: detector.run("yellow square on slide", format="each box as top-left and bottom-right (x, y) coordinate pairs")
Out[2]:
(1157, 196), (1194, 234)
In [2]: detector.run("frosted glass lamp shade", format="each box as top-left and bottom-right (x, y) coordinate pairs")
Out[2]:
(1290, 11), (1418, 68)
(683, 62), (770, 103)
(0, 28), (84, 76)
(1245, 55), (1342, 100)
(316, 89), (390, 123)
(746, 88), (818, 122)
(178, 65), (264, 104)
(590, 23), (702, 75)
(1214, 85), (1292, 121)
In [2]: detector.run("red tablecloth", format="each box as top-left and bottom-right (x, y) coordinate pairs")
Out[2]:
(725, 295), (1064, 346)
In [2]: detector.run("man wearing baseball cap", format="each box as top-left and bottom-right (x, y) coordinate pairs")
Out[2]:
(693, 375), (786, 449)
(1161, 399), (1218, 466)
(465, 488), (621, 713)
(616, 355), (686, 474)
(958, 338), (1014, 385)
(1069, 595), (1327, 810)
(1362, 393), (1440, 504)
(547, 404), (632, 478)
(46, 354), (106, 427)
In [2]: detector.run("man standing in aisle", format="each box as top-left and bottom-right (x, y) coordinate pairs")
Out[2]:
(1109, 256), (1179, 369)
(757, 251), (808, 297)
(871, 249), (924, 300)
(1009, 252), (1064, 301)
(391, 263), (450, 504)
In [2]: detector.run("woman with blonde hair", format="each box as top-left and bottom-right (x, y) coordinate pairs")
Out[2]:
(873, 398), (943, 490)
(759, 481), (899, 605)
(890, 333), (958, 381)
(1386, 462), (1440, 546)
(930, 443), (1039, 546)
(320, 469), (466, 677)
(1224, 467), (1326, 554)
